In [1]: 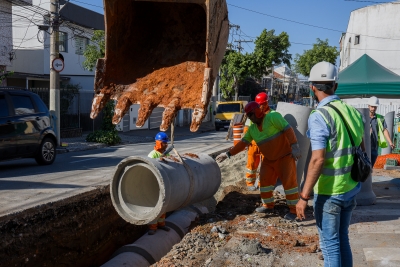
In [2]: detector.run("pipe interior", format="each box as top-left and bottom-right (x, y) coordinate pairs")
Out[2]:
(120, 164), (160, 214)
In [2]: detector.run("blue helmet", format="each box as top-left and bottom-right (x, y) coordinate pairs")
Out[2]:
(155, 132), (169, 143)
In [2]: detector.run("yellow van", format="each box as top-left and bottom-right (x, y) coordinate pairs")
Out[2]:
(213, 101), (246, 131)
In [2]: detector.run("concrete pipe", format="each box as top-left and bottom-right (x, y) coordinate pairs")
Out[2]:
(356, 108), (376, 206)
(102, 205), (207, 267)
(110, 154), (220, 225)
(381, 111), (395, 155)
(276, 102), (313, 187)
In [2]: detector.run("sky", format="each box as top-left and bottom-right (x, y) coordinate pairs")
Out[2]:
(69, 0), (387, 65)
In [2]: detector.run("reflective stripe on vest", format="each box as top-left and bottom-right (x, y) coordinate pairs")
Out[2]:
(312, 100), (363, 195)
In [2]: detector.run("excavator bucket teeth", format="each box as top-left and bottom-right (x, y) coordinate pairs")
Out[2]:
(91, 0), (229, 132)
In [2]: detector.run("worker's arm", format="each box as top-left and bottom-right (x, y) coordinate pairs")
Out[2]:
(229, 140), (249, 156)
(271, 113), (298, 144)
(296, 149), (326, 220)
(383, 129), (395, 149)
(216, 130), (252, 163)
(283, 126), (298, 145)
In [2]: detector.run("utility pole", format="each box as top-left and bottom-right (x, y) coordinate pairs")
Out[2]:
(234, 39), (252, 54)
(50, 0), (60, 145)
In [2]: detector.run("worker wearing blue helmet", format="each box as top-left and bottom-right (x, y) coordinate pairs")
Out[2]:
(147, 132), (171, 234)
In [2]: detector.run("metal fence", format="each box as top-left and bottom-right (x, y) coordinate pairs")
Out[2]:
(1, 86), (103, 132)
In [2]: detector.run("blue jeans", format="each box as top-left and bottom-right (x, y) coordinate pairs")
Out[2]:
(371, 149), (378, 167)
(314, 194), (357, 267)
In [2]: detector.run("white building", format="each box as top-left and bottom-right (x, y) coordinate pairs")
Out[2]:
(6, 0), (104, 91)
(0, 0), (32, 86)
(339, 2), (400, 75)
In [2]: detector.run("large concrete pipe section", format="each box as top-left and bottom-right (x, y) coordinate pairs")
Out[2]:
(102, 205), (207, 267)
(381, 111), (395, 155)
(276, 102), (313, 187)
(356, 108), (376, 206)
(110, 154), (220, 225)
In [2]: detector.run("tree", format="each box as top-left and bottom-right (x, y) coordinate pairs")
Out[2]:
(0, 70), (13, 85)
(82, 30), (105, 71)
(251, 29), (291, 79)
(294, 38), (339, 77)
(219, 29), (291, 99)
(219, 50), (252, 99)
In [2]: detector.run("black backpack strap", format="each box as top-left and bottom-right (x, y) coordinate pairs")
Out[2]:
(325, 103), (355, 147)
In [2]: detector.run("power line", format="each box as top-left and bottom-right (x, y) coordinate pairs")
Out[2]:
(228, 3), (400, 41)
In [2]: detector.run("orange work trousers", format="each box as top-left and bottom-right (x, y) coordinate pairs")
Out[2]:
(259, 154), (299, 214)
(245, 141), (261, 187)
(148, 213), (166, 230)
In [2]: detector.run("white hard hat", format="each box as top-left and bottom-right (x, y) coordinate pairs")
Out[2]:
(368, 96), (379, 107)
(308, 61), (338, 82)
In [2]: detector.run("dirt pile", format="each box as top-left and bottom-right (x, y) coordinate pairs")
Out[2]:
(153, 151), (320, 267)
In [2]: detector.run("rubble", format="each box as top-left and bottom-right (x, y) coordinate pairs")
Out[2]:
(153, 151), (320, 267)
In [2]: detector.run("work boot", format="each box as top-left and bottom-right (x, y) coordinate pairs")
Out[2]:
(148, 229), (156, 235)
(283, 212), (297, 221)
(158, 226), (170, 232)
(255, 206), (274, 213)
(247, 185), (257, 191)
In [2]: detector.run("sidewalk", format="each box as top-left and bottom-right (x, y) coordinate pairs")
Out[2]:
(350, 174), (400, 267)
(59, 120), (217, 153)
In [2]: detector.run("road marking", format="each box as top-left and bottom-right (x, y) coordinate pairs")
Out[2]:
(363, 248), (400, 261)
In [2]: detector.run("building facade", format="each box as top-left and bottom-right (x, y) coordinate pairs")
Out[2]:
(339, 3), (400, 75)
(6, 0), (104, 91)
(0, 0), (32, 86)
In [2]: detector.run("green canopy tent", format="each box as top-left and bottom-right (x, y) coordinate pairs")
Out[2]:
(336, 54), (400, 98)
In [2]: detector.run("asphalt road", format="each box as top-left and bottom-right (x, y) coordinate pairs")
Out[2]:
(0, 131), (232, 217)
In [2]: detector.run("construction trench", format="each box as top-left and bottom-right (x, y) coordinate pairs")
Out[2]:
(0, 103), (326, 267)
(0, 150), (321, 267)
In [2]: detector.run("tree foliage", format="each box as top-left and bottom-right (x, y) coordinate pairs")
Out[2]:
(0, 70), (13, 84)
(219, 29), (291, 99)
(251, 29), (291, 79)
(83, 30), (105, 71)
(294, 38), (339, 77)
(219, 50), (252, 99)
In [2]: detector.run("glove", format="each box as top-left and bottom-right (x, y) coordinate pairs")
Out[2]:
(216, 152), (229, 163)
(291, 143), (301, 160)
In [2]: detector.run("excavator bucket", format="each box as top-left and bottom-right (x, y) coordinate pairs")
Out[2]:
(90, 0), (229, 132)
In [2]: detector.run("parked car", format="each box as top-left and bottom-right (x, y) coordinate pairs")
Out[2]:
(0, 89), (57, 165)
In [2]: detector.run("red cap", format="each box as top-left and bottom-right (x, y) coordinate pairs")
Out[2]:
(244, 101), (260, 114)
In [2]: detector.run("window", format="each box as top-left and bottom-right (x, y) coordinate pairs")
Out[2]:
(0, 95), (9, 117)
(10, 95), (35, 115)
(216, 103), (241, 113)
(75, 36), (89, 55)
(59, 32), (68, 52)
(355, 35), (360, 45)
